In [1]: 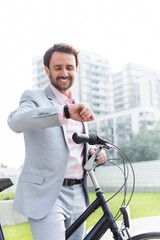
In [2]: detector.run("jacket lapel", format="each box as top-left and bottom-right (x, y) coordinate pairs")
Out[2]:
(44, 85), (69, 145)
(44, 85), (58, 106)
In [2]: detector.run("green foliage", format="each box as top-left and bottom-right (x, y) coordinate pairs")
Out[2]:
(119, 125), (160, 162)
(87, 192), (160, 229)
(0, 192), (14, 200)
(3, 223), (32, 240)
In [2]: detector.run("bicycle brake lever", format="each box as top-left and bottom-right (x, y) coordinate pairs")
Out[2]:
(84, 146), (102, 171)
(84, 154), (97, 171)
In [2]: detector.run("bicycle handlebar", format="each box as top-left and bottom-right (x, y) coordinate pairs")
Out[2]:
(72, 132), (110, 146)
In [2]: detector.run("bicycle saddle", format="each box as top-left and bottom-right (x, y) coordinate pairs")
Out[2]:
(0, 178), (13, 192)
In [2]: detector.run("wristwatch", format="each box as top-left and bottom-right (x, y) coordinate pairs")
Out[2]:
(64, 105), (70, 119)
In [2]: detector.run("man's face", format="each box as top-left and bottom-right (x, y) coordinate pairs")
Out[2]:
(45, 51), (78, 95)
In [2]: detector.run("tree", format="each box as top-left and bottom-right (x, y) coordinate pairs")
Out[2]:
(119, 125), (160, 162)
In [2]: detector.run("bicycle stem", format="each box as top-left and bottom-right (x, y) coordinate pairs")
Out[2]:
(84, 145), (103, 190)
(88, 170), (100, 190)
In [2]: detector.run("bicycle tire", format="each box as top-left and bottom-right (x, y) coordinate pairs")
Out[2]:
(130, 232), (160, 240)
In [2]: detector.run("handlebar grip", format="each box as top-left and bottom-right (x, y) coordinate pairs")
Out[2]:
(72, 133), (97, 145)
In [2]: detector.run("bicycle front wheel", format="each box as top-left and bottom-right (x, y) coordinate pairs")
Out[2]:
(130, 232), (160, 240)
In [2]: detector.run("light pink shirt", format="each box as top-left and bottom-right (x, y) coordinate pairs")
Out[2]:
(50, 84), (84, 179)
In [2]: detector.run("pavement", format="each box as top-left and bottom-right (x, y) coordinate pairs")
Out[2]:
(88, 216), (160, 239)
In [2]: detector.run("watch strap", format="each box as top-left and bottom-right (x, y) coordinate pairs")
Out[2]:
(64, 105), (70, 119)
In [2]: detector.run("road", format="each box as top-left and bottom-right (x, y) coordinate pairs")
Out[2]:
(101, 216), (160, 239)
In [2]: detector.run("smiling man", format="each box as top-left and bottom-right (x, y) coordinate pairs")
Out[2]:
(7, 43), (106, 240)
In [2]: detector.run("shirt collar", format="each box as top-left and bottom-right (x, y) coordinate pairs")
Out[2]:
(49, 84), (75, 105)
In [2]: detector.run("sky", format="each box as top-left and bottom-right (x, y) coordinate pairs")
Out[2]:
(0, 0), (160, 168)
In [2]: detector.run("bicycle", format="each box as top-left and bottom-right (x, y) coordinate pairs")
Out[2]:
(0, 178), (13, 240)
(0, 133), (160, 240)
(65, 132), (160, 240)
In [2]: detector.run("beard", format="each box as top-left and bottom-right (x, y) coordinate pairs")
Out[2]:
(50, 75), (73, 91)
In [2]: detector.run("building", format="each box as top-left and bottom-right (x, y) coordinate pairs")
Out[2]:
(32, 56), (48, 89)
(88, 106), (160, 145)
(89, 63), (160, 144)
(72, 50), (113, 115)
(113, 63), (160, 112)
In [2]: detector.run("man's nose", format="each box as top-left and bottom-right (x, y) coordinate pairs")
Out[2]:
(60, 68), (69, 76)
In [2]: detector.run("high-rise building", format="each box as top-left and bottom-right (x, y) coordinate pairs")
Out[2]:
(73, 50), (113, 115)
(32, 56), (48, 89)
(89, 63), (160, 144)
(113, 63), (160, 112)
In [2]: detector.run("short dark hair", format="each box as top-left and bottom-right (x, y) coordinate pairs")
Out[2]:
(43, 43), (79, 68)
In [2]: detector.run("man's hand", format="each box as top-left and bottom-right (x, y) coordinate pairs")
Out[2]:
(89, 147), (107, 165)
(68, 103), (95, 122)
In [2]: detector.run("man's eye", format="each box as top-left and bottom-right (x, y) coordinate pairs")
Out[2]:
(54, 67), (61, 70)
(67, 66), (74, 70)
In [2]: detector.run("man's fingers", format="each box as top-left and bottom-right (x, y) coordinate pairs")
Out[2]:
(69, 103), (95, 122)
(80, 105), (95, 120)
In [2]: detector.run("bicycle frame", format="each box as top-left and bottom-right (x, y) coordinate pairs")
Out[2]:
(66, 146), (125, 240)
(0, 225), (5, 240)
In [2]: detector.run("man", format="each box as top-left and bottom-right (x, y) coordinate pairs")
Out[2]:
(7, 43), (106, 240)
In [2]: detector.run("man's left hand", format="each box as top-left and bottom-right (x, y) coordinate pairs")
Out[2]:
(89, 147), (107, 164)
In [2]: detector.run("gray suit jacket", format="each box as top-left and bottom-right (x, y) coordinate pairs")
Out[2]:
(7, 85), (89, 219)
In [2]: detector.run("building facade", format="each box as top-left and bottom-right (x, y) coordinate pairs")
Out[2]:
(88, 106), (160, 145)
(72, 50), (113, 115)
(89, 63), (160, 144)
(113, 63), (160, 112)
(32, 56), (48, 89)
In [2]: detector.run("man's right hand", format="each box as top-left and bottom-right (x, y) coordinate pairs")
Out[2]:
(67, 103), (95, 122)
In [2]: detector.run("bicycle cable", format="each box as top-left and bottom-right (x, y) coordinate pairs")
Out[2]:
(93, 142), (136, 222)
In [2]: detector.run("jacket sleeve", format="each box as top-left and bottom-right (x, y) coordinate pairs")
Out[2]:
(7, 89), (62, 133)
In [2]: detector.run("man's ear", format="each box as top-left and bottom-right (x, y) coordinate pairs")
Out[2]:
(44, 66), (50, 77)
